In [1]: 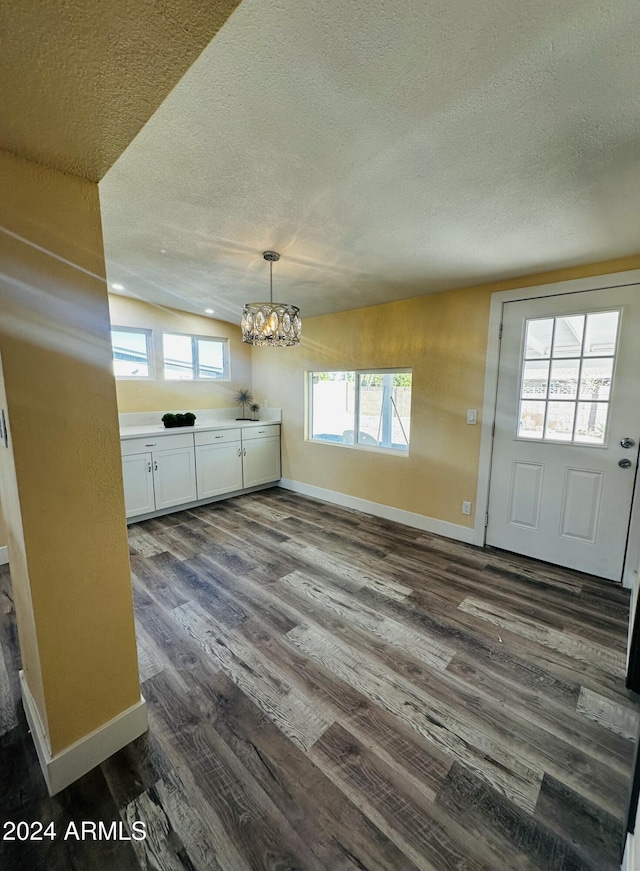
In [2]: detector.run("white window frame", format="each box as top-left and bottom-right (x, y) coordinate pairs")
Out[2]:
(111, 326), (154, 381)
(307, 368), (412, 455)
(162, 332), (230, 382)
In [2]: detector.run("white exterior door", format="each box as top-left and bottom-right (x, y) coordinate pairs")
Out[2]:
(487, 286), (640, 581)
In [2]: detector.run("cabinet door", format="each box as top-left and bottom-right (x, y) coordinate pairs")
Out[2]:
(196, 441), (243, 498)
(122, 453), (155, 518)
(242, 436), (281, 488)
(153, 446), (197, 509)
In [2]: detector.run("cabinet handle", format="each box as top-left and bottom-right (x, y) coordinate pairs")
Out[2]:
(154, 461), (158, 471)
(215, 435), (223, 439)
(147, 462), (152, 473)
(243, 448), (247, 456)
(145, 443), (157, 446)
(258, 430), (265, 433)
(238, 447), (242, 456)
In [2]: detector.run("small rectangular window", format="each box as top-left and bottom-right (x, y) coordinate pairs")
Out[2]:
(111, 327), (153, 379)
(163, 333), (229, 381)
(309, 370), (411, 452)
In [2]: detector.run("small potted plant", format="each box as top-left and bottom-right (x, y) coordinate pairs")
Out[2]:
(234, 388), (253, 421)
(250, 402), (260, 421)
(177, 412), (196, 427)
(162, 412), (196, 428)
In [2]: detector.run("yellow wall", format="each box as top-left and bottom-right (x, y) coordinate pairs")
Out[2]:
(109, 294), (252, 413)
(3, 0), (241, 181)
(0, 149), (140, 754)
(252, 255), (640, 528)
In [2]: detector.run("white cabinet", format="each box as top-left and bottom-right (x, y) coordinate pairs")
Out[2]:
(153, 444), (197, 509)
(121, 432), (196, 518)
(121, 423), (280, 520)
(242, 426), (281, 487)
(122, 453), (155, 518)
(195, 428), (243, 498)
(195, 425), (280, 495)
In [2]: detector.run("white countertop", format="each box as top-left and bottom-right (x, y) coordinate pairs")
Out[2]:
(120, 420), (279, 440)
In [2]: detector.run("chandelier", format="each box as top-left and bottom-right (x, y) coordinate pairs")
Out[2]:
(241, 251), (301, 346)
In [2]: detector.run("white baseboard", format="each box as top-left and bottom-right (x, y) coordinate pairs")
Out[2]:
(622, 832), (635, 871)
(0, 546), (8, 566)
(20, 671), (148, 796)
(278, 478), (476, 544)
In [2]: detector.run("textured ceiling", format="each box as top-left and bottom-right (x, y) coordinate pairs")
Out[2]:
(100, 0), (640, 322)
(0, 0), (241, 180)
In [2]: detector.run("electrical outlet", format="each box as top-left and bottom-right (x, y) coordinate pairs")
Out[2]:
(462, 501), (472, 515)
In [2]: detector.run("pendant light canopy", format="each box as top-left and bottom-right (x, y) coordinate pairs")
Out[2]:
(241, 251), (301, 346)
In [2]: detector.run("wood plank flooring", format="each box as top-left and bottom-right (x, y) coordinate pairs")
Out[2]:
(1, 487), (638, 870)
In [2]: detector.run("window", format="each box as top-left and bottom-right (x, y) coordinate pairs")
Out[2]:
(163, 333), (229, 381)
(517, 310), (620, 445)
(309, 370), (412, 452)
(111, 327), (153, 379)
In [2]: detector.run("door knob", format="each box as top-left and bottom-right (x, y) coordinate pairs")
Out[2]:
(620, 437), (636, 449)
(619, 459), (632, 469)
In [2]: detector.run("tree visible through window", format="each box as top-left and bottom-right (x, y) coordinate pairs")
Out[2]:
(309, 370), (412, 452)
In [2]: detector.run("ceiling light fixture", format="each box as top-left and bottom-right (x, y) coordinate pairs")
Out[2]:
(111, 283), (125, 291)
(241, 251), (301, 347)
(205, 308), (214, 314)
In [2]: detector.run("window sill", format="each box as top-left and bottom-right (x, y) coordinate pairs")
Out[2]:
(115, 376), (156, 381)
(307, 438), (409, 457)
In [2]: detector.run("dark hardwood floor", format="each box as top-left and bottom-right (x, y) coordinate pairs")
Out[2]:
(1, 487), (638, 870)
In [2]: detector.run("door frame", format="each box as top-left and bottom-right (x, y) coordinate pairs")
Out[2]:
(474, 268), (640, 588)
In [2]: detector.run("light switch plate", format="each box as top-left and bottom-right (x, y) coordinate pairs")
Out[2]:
(466, 409), (477, 425)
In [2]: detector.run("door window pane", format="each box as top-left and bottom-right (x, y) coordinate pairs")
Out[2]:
(518, 401), (545, 438)
(549, 359), (579, 399)
(522, 360), (549, 399)
(574, 402), (608, 445)
(525, 319), (553, 358)
(552, 315), (584, 358)
(544, 402), (576, 441)
(579, 358), (614, 401)
(583, 311), (619, 356)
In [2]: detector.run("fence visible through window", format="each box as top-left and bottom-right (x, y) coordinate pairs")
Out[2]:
(310, 370), (412, 452)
